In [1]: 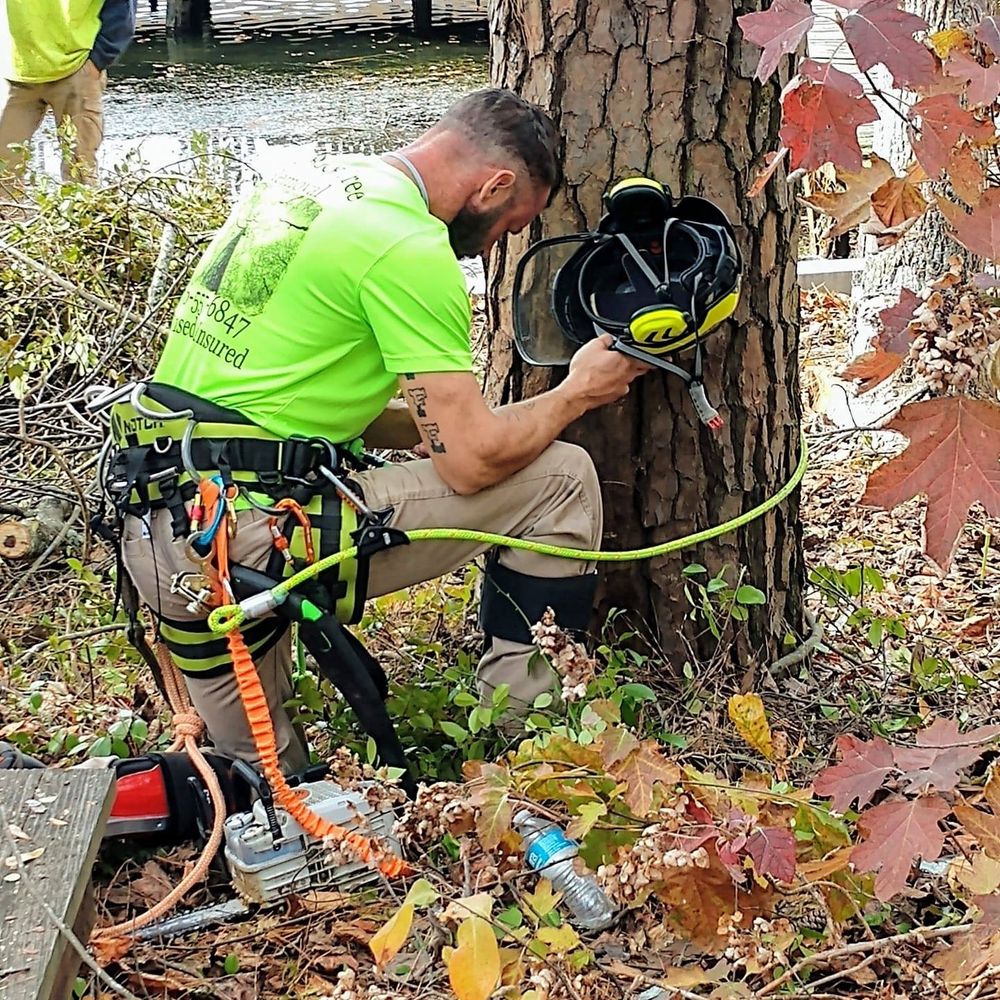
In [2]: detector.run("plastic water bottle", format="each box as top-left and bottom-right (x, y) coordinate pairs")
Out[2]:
(513, 809), (617, 931)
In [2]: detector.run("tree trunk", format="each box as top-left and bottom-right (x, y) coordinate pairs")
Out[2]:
(487, 2), (804, 679)
(858, 0), (994, 319)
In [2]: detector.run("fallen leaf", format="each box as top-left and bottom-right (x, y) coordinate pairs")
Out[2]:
(738, 0), (815, 82)
(6, 824), (29, 841)
(803, 155), (896, 236)
(368, 901), (414, 967)
(566, 801), (607, 840)
(447, 915), (501, 1000)
(931, 895), (1000, 984)
(839, 347), (905, 392)
(728, 693), (775, 760)
(878, 287), (922, 353)
(612, 743), (682, 818)
(842, 0), (939, 89)
(523, 878), (562, 921)
(954, 797), (1000, 860)
(442, 892), (495, 927)
(861, 397), (1000, 570)
(598, 726), (639, 768)
(780, 60), (880, 172)
(3, 872), (20, 883)
(471, 764), (512, 851)
(909, 94), (994, 181)
(949, 851), (1000, 895)
(939, 189), (1000, 263)
(746, 826), (797, 883)
(799, 845), (854, 882)
(536, 923), (581, 954)
(945, 51), (1000, 107)
(918, 718), (1000, 748)
(851, 795), (950, 901)
(813, 734), (895, 812)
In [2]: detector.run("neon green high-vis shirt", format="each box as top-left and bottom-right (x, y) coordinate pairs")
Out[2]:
(154, 156), (473, 444)
(1, 0), (101, 83)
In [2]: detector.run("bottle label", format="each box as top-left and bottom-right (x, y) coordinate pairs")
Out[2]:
(526, 827), (577, 870)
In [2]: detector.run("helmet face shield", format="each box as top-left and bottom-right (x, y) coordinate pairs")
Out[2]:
(512, 234), (595, 366)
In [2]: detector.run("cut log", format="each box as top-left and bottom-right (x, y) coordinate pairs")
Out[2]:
(0, 498), (73, 561)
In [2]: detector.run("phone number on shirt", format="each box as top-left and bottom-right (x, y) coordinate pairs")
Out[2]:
(183, 287), (251, 337)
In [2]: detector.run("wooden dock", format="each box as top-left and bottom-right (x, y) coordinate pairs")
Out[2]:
(0, 768), (116, 1000)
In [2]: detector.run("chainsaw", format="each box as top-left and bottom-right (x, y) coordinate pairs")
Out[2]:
(2, 743), (401, 940)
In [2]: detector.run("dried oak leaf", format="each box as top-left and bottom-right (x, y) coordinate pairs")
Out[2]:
(851, 794), (950, 901)
(908, 94), (994, 181)
(803, 155), (895, 237)
(840, 347), (906, 393)
(931, 895), (1000, 985)
(841, 0), (939, 89)
(861, 397), (1000, 571)
(939, 188), (1000, 263)
(738, 0), (816, 83)
(611, 742), (682, 819)
(780, 59), (880, 172)
(813, 734), (895, 812)
(953, 795), (1000, 860)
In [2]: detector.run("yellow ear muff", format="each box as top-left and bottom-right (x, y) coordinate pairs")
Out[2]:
(628, 306), (696, 354)
(697, 286), (740, 336)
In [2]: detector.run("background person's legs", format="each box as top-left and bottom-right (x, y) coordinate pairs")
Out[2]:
(0, 80), (46, 191)
(355, 440), (604, 711)
(42, 63), (105, 182)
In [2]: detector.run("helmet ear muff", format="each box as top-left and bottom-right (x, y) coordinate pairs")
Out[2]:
(602, 177), (673, 229)
(628, 306), (696, 354)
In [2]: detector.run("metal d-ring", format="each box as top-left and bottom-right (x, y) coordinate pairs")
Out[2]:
(129, 382), (194, 422)
(180, 420), (200, 483)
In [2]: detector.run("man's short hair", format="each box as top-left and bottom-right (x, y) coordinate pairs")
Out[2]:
(441, 88), (563, 194)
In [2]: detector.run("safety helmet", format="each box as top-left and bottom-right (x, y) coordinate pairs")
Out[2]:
(512, 177), (743, 428)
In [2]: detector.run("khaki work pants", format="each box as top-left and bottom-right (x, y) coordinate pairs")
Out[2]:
(122, 442), (603, 772)
(0, 62), (105, 185)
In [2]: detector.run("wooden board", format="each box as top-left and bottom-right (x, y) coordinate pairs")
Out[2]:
(0, 768), (115, 1000)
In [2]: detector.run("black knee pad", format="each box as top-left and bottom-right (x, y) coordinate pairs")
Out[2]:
(479, 557), (598, 646)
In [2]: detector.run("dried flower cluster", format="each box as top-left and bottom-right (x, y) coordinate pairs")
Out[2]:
(393, 781), (476, 851)
(529, 608), (598, 702)
(907, 265), (1000, 394)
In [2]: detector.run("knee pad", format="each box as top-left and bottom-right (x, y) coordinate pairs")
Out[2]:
(479, 557), (598, 646)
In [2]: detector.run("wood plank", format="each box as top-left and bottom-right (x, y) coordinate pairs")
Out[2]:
(0, 769), (115, 1000)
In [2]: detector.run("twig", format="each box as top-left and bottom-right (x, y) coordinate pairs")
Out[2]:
(0, 800), (143, 1000)
(770, 608), (823, 674)
(757, 922), (974, 996)
(795, 951), (880, 992)
(0, 237), (144, 325)
(7, 622), (127, 670)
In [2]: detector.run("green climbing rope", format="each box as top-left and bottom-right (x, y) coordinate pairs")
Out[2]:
(207, 431), (809, 636)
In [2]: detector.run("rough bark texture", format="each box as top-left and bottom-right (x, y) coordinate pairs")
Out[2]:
(859, 0), (995, 310)
(487, 2), (804, 675)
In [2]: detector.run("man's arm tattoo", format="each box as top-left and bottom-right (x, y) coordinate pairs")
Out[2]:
(406, 386), (428, 418)
(420, 422), (447, 453)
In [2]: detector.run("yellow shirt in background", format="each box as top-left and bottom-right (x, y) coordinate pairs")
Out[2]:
(0, 0), (102, 83)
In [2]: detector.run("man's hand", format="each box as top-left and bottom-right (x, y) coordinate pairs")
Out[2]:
(560, 334), (651, 410)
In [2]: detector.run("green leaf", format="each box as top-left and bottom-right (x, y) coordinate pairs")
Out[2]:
(440, 721), (468, 743)
(621, 683), (656, 703)
(454, 691), (478, 708)
(682, 563), (708, 576)
(735, 585), (767, 606)
(491, 683), (510, 709)
(223, 953), (240, 975)
(404, 877), (439, 908)
(533, 692), (554, 710)
(496, 905), (524, 929)
(88, 735), (112, 757)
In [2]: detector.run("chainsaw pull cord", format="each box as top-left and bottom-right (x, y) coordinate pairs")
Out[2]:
(210, 483), (409, 878)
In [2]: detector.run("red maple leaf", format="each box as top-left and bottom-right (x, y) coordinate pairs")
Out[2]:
(944, 51), (1000, 107)
(939, 189), (1000, 263)
(932, 895), (1000, 985)
(780, 59), (880, 172)
(878, 287), (921, 354)
(861, 397), (1000, 571)
(894, 719), (1000, 792)
(908, 94), (994, 180)
(738, 0), (816, 83)
(842, 0), (938, 89)
(851, 795), (950, 901)
(746, 826), (797, 884)
(976, 16), (1000, 59)
(918, 718), (1000, 749)
(813, 734), (895, 812)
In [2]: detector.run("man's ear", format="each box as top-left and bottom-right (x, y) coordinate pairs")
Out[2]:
(478, 168), (517, 206)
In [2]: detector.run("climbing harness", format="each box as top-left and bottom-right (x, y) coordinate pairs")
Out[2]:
(512, 176), (743, 429)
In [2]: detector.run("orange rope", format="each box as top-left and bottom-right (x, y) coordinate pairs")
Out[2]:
(91, 644), (227, 942)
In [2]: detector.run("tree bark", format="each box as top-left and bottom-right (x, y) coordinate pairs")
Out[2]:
(487, 1), (804, 678)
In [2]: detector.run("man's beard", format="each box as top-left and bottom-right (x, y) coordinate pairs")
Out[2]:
(447, 204), (503, 259)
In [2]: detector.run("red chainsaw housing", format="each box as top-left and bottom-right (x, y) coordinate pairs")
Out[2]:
(110, 761), (170, 823)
